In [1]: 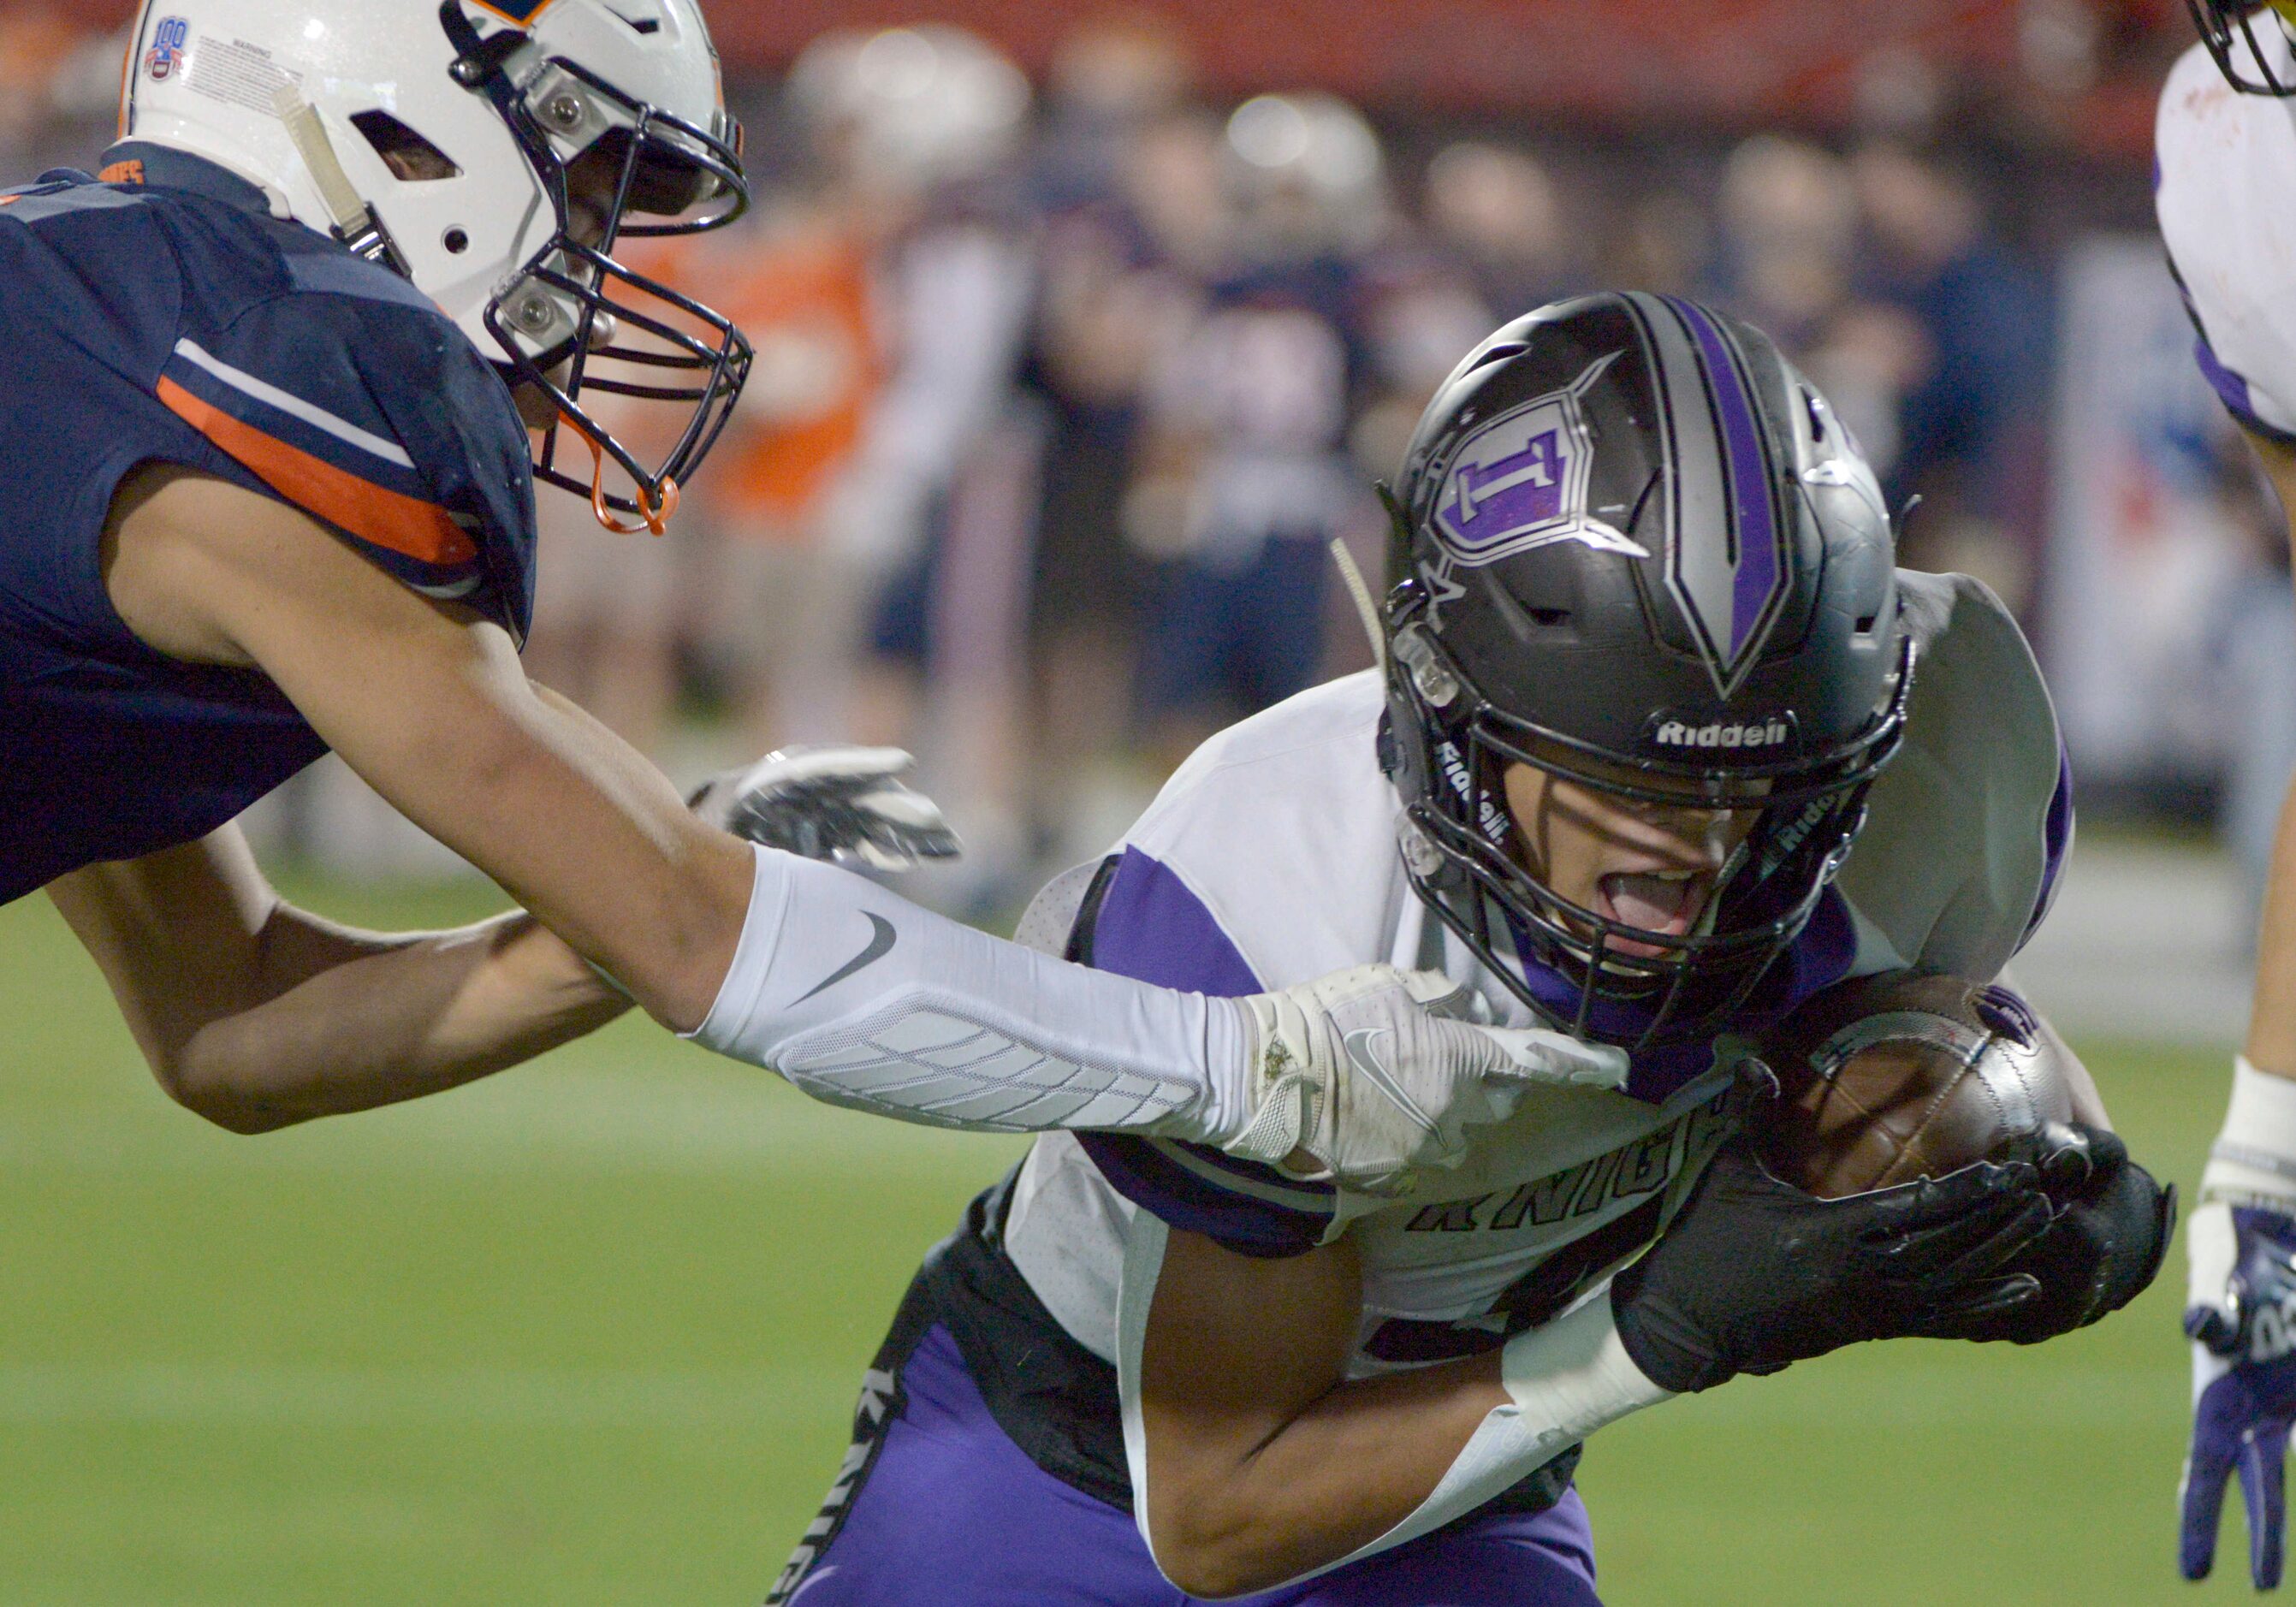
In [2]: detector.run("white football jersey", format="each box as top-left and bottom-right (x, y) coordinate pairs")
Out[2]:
(1004, 569), (2069, 1378)
(2157, 27), (2296, 440)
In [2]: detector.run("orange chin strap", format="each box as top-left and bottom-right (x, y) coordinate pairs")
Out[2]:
(560, 412), (679, 537)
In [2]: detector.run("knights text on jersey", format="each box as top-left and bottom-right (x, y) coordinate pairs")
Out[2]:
(2156, 33), (2296, 442)
(0, 144), (537, 902)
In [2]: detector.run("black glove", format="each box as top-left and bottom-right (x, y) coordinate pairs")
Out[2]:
(1611, 1138), (2051, 1394)
(1949, 1124), (2174, 1344)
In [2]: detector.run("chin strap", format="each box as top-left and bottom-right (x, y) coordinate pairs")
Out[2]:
(1327, 537), (1387, 673)
(558, 412), (679, 536)
(272, 86), (409, 276)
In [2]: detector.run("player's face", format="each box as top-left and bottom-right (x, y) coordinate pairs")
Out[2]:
(507, 152), (623, 431)
(1501, 757), (1762, 961)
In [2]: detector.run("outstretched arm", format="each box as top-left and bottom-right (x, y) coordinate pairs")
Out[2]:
(2178, 432), (2296, 1586)
(48, 823), (626, 1133)
(93, 465), (1598, 1180)
(103, 464), (751, 1031)
(2233, 430), (2296, 1085)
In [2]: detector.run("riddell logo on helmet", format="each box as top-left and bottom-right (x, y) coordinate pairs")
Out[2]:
(1648, 715), (1794, 750)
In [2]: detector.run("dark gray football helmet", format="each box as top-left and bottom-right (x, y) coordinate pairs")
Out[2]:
(1380, 292), (1912, 1047)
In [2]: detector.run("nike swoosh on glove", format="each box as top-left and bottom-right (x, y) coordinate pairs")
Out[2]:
(689, 745), (961, 872)
(1225, 964), (1627, 1199)
(2182, 1202), (2296, 1588)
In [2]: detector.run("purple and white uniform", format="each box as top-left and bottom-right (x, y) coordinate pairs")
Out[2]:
(769, 570), (2068, 1607)
(2157, 28), (2296, 442)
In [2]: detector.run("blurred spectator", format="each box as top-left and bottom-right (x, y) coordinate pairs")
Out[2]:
(1021, 28), (1211, 863)
(1341, 140), (1579, 483)
(678, 188), (885, 752)
(1704, 134), (1928, 487)
(784, 25), (1042, 909)
(1712, 135), (1860, 352)
(1347, 252), (1492, 489)
(1850, 139), (2050, 602)
(1421, 140), (1577, 321)
(1604, 187), (1710, 300)
(1124, 92), (1385, 768)
(0, 12), (91, 168)
(523, 475), (683, 755)
(1034, 10), (1195, 212)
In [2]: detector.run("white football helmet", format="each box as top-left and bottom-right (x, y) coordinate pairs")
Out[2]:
(786, 25), (1029, 195)
(119, 0), (752, 531)
(1223, 92), (1386, 252)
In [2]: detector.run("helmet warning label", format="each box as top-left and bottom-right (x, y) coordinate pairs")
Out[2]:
(187, 36), (304, 116)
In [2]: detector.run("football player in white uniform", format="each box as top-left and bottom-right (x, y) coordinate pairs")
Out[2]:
(765, 297), (2171, 1604)
(2156, 6), (2296, 1586)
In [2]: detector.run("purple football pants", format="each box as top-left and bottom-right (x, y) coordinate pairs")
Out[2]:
(772, 1325), (1602, 1606)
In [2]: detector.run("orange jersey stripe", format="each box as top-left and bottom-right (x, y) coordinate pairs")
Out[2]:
(157, 376), (479, 567)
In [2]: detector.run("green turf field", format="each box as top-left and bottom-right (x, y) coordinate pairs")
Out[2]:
(0, 874), (2239, 1604)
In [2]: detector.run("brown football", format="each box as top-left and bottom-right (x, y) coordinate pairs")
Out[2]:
(1751, 971), (2074, 1198)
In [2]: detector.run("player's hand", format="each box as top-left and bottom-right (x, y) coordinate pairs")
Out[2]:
(1943, 1124), (2172, 1345)
(1223, 964), (1627, 1197)
(2180, 1201), (2296, 1587)
(688, 746), (961, 872)
(1608, 1138), (2051, 1394)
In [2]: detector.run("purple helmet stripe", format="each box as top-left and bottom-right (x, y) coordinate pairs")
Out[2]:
(1664, 296), (1785, 667)
(1625, 293), (1790, 697)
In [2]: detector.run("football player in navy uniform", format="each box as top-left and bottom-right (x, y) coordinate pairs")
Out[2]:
(2156, 5), (2296, 1586)
(1, 3), (1615, 1195)
(765, 299), (2172, 1604)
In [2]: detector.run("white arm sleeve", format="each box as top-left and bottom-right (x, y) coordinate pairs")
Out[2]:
(1116, 1211), (1669, 1589)
(686, 846), (1251, 1137)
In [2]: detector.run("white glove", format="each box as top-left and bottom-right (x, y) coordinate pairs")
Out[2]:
(688, 746), (961, 873)
(1219, 964), (1627, 1198)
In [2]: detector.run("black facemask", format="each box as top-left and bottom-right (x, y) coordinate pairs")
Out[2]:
(2184, 0), (2296, 94)
(442, 3), (752, 532)
(1387, 599), (1912, 1052)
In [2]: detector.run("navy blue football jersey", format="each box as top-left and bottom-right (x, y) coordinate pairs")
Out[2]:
(0, 144), (537, 904)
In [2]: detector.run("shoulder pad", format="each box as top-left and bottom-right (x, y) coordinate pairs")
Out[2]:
(1836, 572), (2069, 980)
(157, 284), (537, 637)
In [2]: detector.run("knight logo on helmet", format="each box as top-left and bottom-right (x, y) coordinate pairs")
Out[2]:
(1379, 292), (1911, 1049)
(1429, 352), (1649, 566)
(119, 0), (755, 533)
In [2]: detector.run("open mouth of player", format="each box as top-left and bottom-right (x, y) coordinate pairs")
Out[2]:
(1593, 869), (1712, 960)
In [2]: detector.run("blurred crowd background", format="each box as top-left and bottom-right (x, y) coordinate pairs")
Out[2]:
(7, 0), (2279, 928)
